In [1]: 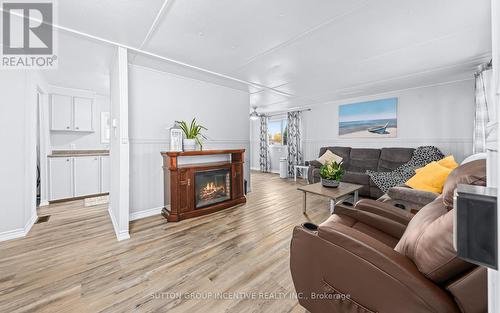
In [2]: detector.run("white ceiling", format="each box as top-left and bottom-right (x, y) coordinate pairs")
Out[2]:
(41, 31), (115, 95)
(48, 0), (492, 111)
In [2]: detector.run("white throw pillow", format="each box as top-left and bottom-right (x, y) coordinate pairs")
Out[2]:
(317, 150), (343, 165)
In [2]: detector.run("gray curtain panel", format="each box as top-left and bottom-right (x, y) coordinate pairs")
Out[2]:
(259, 116), (271, 172)
(473, 70), (490, 153)
(287, 111), (303, 176)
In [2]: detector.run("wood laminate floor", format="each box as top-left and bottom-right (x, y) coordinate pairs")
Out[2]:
(0, 172), (330, 313)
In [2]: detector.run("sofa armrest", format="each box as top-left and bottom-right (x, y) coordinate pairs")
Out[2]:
(306, 160), (322, 168)
(354, 199), (414, 225)
(334, 206), (407, 239)
(290, 224), (460, 313)
(387, 186), (439, 207)
(308, 167), (321, 184)
(446, 267), (487, 313)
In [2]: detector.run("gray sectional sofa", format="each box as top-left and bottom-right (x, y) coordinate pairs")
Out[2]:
(306, 146), (415, 198)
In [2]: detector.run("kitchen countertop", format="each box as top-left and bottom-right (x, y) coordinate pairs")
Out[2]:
(47, 150), (109, 158)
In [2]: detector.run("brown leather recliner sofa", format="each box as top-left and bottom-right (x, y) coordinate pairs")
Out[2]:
(290, 160), (487, 313)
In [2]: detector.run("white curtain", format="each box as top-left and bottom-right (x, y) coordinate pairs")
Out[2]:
(473, 69), (491, 153)
(287, 111), (303, 176)
(259, 116), (271, 172)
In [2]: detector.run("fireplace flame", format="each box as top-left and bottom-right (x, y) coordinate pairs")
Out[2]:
(200, 181), (226, 201)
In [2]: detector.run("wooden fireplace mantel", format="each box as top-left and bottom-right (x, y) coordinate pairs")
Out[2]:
(160, 149), (246, 222)
(161, 149), (245, 170)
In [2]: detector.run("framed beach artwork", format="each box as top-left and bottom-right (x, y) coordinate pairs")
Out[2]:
(338, 98), (398, 138)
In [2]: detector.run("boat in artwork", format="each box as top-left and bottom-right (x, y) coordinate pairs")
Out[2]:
(367, 122), (389, 134)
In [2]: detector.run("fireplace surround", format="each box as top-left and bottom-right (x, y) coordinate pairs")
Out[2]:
(161, 149), (246, 222)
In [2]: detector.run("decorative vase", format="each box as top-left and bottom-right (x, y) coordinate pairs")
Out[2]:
(183, 139), (197, 151)
(321, 178), (340, 188)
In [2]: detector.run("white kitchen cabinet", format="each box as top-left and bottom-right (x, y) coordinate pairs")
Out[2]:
(49, 157), (73, 200)
(50, 94), (94, 132)
(51, 94), (72, 131)
(74, 156), (100, 197)
(73, 97), (93, 131)
(49, 155), (109, 201)
(100, 156), (110, 193)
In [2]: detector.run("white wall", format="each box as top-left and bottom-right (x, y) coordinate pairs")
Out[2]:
(128, 65), (250, 217)
(49, 86), (110, 151)
(109, 47), (130, 241)
(0, 71), (46, 241)
(251, 79), (475, 170)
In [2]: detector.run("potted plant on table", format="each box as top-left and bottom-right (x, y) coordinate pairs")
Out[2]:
(320, 161), (344, 188)
(176, 118), (208, 151)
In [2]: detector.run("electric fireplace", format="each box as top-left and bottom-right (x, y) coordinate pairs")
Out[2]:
(161, 149), (246, 222)
(195, 169), (231, 208)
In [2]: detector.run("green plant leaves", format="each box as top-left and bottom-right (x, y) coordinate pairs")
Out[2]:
(319, 161), (344, 181)
(175, 118), (208, 147)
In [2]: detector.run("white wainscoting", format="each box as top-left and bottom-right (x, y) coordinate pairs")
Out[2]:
(303, 138), (473, 163)
(129, 139), (250, 218)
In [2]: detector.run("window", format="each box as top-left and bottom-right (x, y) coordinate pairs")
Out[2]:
(268, 119), (287, 145)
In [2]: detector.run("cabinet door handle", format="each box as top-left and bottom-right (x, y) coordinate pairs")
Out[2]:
(94, 157), (98, 160)
(66, 158), (70, 162)
(66, 126), (70, 129)
(75, 126), (79, 130)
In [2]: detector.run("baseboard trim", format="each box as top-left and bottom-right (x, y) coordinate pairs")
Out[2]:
(108, 208), (130, 241)
(0, 228), (26, 242)
(25, 212), (37, 234)
(0, 213), (37, 242)
(250, 167), (280, 174)
(129, 206), (166, 221)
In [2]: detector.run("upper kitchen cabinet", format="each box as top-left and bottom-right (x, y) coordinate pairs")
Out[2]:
(50, 93), (94, 132)
(51, 94), (73, 131)
(73, 97), (93, 131)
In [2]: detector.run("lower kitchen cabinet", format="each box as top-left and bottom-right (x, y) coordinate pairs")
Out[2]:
(49, 155), (109, 201)
(48, 157), (73, 201)
(100, 156), (110, 193)
(74, 156), (100, 197)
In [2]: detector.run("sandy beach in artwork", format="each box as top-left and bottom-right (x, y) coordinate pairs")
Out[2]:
(340, 127), (397, 138)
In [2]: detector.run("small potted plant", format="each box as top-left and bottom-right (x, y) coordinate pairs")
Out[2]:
(320, 161), (344, 188)
(176, 118), (208, 151)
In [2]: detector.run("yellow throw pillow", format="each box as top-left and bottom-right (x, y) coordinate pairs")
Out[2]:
(437, 155), (459, 170)
(317, 150), (343, 165)
(406, 162), (453, 193)
(413, 156), (458, 174)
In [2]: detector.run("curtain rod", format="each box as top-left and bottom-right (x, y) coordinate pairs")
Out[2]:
(262, 108), (311, 117)
(476, 59), (492, 74)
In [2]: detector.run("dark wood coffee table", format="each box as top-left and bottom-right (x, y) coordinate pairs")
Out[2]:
(297, 182), (363, 214)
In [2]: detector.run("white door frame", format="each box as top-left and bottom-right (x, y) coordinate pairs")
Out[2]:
(37, 86), (50, 207)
